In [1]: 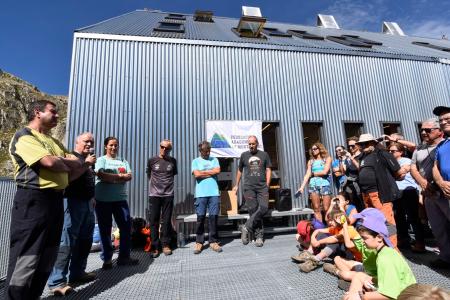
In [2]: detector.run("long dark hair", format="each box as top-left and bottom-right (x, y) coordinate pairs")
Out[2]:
(103, 136), (118, 155)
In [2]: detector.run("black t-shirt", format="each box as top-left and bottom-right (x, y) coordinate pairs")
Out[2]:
(238, 150), (272, 190)
(359, 149), (401, 202)
(147, 156), (178, 197)
(65, 152), (95, 200)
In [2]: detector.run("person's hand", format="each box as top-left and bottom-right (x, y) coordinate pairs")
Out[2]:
(363, 278), (376, 291)
(438, 181), (450, 198)
(418, 179), (428, 191)
(298, 187), (304, 194)
(85, 154), (96, 166)
(232, 185), (238, 195)
(383, 134), (395, 142)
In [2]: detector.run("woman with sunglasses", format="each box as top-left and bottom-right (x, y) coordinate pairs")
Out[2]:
(332, 145), (348, 195)
(388, 142), (425, 252)
(95, 136), (138, 269)
(298, 143), (332, 223)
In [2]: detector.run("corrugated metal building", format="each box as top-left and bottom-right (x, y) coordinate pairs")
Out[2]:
(67, 9), (450, 218)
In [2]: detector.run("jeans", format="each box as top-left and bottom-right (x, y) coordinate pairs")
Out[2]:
(394, 188), (424, 244)
(194, 196), (220, 243)
(148, 196), (174, 249)
(48, 197), (95, 288)
(95, 201), (132, 262)
(244, 187), (269, 239)
(425, 193), (450, 262)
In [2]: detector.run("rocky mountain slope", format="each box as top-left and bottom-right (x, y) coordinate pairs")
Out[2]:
(0, 69), (67, 177)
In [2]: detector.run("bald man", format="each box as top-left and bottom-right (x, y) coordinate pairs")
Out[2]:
(47, 132), (97, 295)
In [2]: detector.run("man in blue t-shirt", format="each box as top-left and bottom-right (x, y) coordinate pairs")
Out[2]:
(431, 105), (450, 269)
(191, 141), (222, 254)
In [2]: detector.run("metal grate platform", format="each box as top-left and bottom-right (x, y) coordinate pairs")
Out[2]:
(1, 233), (449, 299)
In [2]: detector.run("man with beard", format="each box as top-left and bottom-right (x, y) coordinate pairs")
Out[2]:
(7, 100), (82, 299)
(233, 136), (272, 247)
(431, 106), (450, 269)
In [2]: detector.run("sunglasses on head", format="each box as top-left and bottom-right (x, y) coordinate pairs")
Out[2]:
(420, 128), (438, 134)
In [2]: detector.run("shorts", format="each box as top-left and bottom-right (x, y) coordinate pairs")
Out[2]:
(308, 185), (332, 196)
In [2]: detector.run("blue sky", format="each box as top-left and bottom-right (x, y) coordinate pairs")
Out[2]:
(1, 0), (449, 95)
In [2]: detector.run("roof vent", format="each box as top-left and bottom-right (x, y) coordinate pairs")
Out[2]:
(194, 10), (214, 22)
(317, 14), (340, 29)
(382, 22), (405, 36)
(235, 6), (266, 38)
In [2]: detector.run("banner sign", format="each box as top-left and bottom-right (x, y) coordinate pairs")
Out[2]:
(206, 121), (263, 157)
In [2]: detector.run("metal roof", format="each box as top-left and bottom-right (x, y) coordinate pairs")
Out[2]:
(76, 9), (450, 61)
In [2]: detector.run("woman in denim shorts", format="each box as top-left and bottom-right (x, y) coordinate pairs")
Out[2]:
(298, 143), (332, 223)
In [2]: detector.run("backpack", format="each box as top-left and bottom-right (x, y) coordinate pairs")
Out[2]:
(297, 220), (312, 243)
(131, 217), (150, 249)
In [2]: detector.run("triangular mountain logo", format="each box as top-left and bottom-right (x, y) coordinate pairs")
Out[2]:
(211, 133), (231, 148)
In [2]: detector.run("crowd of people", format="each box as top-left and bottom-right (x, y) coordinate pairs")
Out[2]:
(291, 106), (450, 299)
(4, 99), (450, 300)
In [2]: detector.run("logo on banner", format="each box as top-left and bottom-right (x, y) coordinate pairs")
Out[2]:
(211, 133), (231, 148)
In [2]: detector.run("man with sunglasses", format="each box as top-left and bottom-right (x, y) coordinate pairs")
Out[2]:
(428, 106), (450, 269)
(147, 139), (178, 257)
(343, 136), (364, 211)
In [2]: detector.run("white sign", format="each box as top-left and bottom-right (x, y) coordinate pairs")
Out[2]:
(206, 121), (263, 157)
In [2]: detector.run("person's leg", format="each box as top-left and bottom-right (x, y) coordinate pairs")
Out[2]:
(334, 256), (358, 281)
(425, 194), (450, 263)
(244, 189), (258, 233)
(48, 198), (72, 288)
(208, 196), (220, 243)
(393, 190), (409, 245)
(112, 201), (132, 260)
(148, 196), (162, 250)
(321, 187), (332, 220)
(69, 198), (95, 280)
(253, 187), (269, 240)
(160, 196), (174, 248)
(367, 191), (398, 248)
(310, 190), (322, 223)
(95, 201), (114, 262)
(194, 197), (207, 243)
(404, 189), (425, 246)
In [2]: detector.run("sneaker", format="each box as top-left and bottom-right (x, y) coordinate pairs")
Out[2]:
(50, 284), (73, 296)
(194, 243), (203, 254)
(162, 246), (173, 256)
(69, 271), (97, 284)
(241, 226), (249, 245)
(338, 279), (351, 291)
(291, 251), (314, 263)
(102, 260), (113, 270)
(117, 257), (139, 266)
(255, 238), (264, 247)
(299, 258), (320, 273)
(429, 258), (450, 269)
(209, 242), (223, 253)
(323, 263), (339, 277)
(151, 249), (160, 258)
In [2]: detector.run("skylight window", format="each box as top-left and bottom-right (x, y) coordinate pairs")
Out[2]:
(154, 22), (185, 33)
(165, 13), (186, 21)
(326, 35), (382, 48)
(412, 41), (450, 52)
(234, 6), (266, 38)
(287, 30), (324, 40)
(194, 10), (214, 22)
(262, 27), (292, 37)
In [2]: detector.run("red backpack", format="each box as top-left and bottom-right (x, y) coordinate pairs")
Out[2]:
(297, 220), (312, 243)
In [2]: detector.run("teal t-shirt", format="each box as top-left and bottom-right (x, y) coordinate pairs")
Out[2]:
(95, 155), (131, 202)
(191, 156), (220, 198)
(376, 246), (416, 299)
(353, 238), (378, 277)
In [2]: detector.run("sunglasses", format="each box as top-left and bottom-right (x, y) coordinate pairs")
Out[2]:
(311, 147), (319, 151)
(389, 149), (400, 153)
(160, 145), (171, 150)
(420, 128), (439, 134)
(348, 145), (356, 148)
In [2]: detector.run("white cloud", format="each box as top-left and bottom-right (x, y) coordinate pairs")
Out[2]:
(406, 20), (450, 39)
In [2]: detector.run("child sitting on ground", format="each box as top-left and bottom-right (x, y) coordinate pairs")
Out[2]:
(296, 210), (362, 273)
(342, 209), (416, 300)
(326, 195), (358, 225)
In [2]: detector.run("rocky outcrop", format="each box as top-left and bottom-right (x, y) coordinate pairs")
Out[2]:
(0, 69), (67, 177)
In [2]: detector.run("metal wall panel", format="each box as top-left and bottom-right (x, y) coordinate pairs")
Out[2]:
(0, 178), (16, 280)
(67, 37), (450, 218)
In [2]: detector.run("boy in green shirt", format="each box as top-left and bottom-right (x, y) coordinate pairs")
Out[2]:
(342, 208), (416, 300)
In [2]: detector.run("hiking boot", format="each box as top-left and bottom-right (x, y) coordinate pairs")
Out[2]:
(117, 257), (139, 266)
(102, 260), (113, 270)
(291, 251), (314, 263)
(194, 243), (203, 254)
(323, 263), (339, 277)
(255, 238), (264, 247)
(163, 246), (173, 256)
(151, 249), (160, 258)
(338, 279), (351, 291)
(241, 226), (249, 245)
(50, 284), (73, 296)
(209, 242), (223, 253)
(299, 258), (320, 273)
(69, 271), (97, 284)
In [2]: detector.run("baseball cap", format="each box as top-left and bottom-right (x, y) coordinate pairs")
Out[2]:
(353, 208), (394, 248)
(433, 106), (450, 116)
